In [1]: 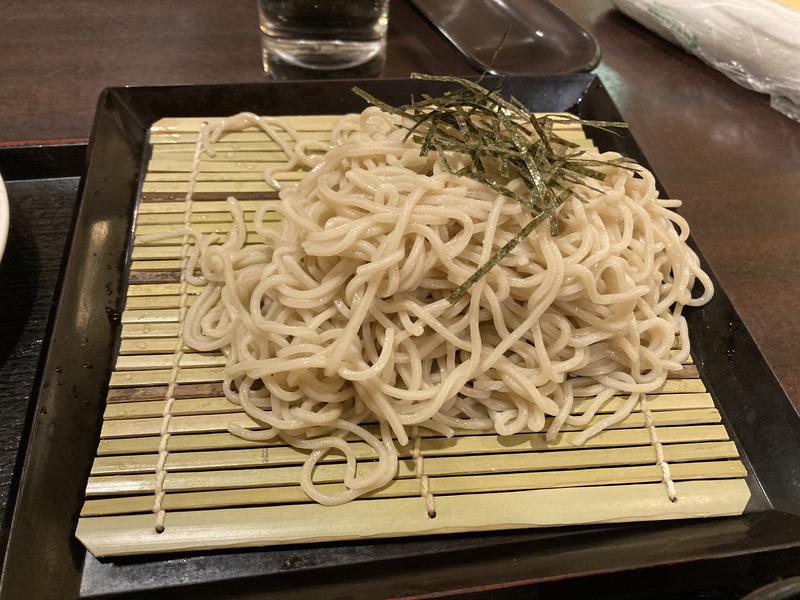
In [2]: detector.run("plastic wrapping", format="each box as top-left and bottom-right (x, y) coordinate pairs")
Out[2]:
(612, 0), (800, 121)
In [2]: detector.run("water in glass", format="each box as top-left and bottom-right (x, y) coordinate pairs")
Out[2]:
(258, 0), (390, 71)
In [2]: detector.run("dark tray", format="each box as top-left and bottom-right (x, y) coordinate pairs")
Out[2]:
(0, 142), (86, 549)
(2, 75), (800, 599)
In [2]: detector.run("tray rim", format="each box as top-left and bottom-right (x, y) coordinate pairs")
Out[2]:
(2, 74), (800, 599)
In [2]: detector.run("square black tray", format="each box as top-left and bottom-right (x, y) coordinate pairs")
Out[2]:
(3, 75), (800, 599)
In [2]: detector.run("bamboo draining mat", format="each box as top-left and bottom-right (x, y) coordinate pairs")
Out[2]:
(76, 115), (750, 557)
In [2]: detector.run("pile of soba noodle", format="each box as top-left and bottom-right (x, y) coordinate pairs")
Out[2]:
(176, 106), (713, 506)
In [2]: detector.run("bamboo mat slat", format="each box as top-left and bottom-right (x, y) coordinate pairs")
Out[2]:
(76, 114), (750, 558)
(81, 461), (747, 517)
(134, 220), (280, 237)
(151, 115), (344, 132)
(123, 296), (194, 311)
(138, 200), (266, 214)
(141, 178), (287, 194)
(107, 363), (710, 390)
(95, 424), (731, 458)
(98, 407), (722, 440)
(77, 479), (750, 557)
(131, 234), (266, 249)
(135, 211), (277, 227)
(148, 158), (293, 172)
(88, 435), (736, 478)
(148, 114), (582, 133)
(135, 212), (280, 226)
(106, 424), (712, 468)
(85, 441), (741, 496)
(141, 191), (278, 202)
(150, 130), (333, 144)
(113, 345), (699, 374)
(101, 391), (712, 421)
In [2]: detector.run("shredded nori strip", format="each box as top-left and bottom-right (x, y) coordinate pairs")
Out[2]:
(352, 74), (630, 303)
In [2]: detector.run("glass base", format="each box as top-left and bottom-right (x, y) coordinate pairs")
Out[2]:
(261, 39), (386, 80)
(262, 37), (385, 71)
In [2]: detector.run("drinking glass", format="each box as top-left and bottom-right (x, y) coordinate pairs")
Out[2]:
(258, 0), (390, 76)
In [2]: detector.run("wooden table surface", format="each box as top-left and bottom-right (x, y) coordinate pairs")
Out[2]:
(0, 0), (799, 588)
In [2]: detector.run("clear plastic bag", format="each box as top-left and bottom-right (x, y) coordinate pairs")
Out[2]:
(612, 0), (800, 121)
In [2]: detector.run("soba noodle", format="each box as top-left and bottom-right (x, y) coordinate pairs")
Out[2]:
(154, 107), (713, 507)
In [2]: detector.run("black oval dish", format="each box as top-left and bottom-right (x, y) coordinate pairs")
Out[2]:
(409, 0), (600, 75)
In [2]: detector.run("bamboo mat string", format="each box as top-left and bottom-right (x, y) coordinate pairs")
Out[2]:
(410, 426), (436, 518)
(642, 393), (677, 502)
(152, 122), (208, 533)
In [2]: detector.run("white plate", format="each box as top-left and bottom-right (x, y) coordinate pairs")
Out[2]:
(0, 172), (8, 261)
